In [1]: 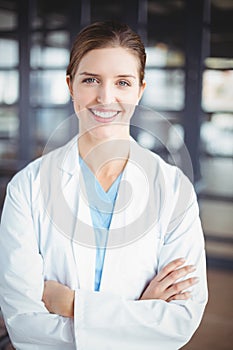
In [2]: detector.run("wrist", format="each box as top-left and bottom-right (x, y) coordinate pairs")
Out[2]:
(68, 289), (75, 318)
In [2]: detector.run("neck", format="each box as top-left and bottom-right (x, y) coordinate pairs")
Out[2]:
(78, 131), (130, 177)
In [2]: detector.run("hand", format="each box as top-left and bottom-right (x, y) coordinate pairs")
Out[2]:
(140, 258), (199, 302)
(42, 280), (75, 318)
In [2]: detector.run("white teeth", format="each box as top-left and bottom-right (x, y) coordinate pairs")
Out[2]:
(91, 109), (118, 119)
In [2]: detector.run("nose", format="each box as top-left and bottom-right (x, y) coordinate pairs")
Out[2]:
(96, 83), (116, 105)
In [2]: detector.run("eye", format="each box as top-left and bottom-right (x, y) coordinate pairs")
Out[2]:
(118, 80), (131, 87)
(82, 77), (99, 84)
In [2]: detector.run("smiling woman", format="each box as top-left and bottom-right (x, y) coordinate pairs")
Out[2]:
(67, 46), (145, 146)
(0, 21), (208, 350)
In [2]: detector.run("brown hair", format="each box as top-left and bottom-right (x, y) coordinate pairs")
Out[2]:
(66, 21), (146, 85)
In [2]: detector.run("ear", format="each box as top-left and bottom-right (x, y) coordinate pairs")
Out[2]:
(138, 80), (146, 101)
(66, 75), (73, 98)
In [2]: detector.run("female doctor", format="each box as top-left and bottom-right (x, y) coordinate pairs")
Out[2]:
(0, 21), (208, 349)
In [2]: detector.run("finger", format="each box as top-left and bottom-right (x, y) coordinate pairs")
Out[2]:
(167, 291), (191, 302)
(164, 277), (199, 300)
(158, 264), (196, 290)
(155, 258), (186, 282)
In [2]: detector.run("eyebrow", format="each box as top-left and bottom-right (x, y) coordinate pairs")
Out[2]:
(79, 72), (99, 77)
(79, 72), (137, 79)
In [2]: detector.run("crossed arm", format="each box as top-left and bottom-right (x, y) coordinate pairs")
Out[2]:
(0, 180), (207, 349)
(42, 258), (198, 318)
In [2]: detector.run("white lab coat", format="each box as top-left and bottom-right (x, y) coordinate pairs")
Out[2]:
(0, 136), (208, 350)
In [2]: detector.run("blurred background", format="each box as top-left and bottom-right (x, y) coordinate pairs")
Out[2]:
(0, 0), (232, 349)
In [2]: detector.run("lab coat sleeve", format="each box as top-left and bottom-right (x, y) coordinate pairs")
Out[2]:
(0, 182), (75, 350)
(73, 188), (208, 349)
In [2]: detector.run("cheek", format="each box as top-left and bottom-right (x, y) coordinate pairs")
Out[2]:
(120, 89), (141, 105)
(73, 90), (95, 121)
(75, 88), (97, 109)
(73, 92), (88, 112)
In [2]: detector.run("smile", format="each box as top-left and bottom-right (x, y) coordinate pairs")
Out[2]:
(89, 108), (120, 122)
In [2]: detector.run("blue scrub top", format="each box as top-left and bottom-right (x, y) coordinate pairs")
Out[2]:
(79, 157), (122, 291)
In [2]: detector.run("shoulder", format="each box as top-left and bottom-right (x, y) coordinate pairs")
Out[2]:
(132, 140), (186, 183)
(8, 137), (77, 197)
(132, 140), (196, 203)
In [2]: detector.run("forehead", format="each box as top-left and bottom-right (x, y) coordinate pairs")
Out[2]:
(76, 47), (140, 76)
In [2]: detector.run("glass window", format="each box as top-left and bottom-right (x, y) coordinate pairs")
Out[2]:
(147, 1), (185, 49)
(0, 107), (19, 138)
(34, 108), (72, 148)
(32, 1), (69, 29)
(200, 157), (233, 198)
(0, 70), (18, 104)
(31, 46), (69, 68)
(205, 57), (233, 70)
(200, 113), (233, 157)
(0, 139), (18, 160)
(30, 70), (70, 105)
(146, 45), (185, 67)
(0, 39), (18, 67)
(202, 70), (233, 112)
(32, 31), (69, 48)
(46, 31), (69, 47)
(0, 9), (17, 30)
(141, 69), (185, 110)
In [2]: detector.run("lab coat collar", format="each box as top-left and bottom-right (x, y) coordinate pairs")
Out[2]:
(57, 136), (80, 175)
(57, 134), (140, 176)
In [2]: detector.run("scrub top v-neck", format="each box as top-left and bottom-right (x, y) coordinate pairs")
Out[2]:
(79, 157), (122, 291)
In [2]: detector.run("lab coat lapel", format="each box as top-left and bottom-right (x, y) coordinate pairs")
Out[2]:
(73, 159), (96, 290)
(100, 140), (154, 293)
(107, 139), (152, 246)
(60, 137), (96, 291)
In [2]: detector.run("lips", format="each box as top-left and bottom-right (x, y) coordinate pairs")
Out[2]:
(89, 108), (120, 123)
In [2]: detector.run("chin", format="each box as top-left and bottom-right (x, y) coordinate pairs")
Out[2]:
(87, 123), (129, 141)
(90, 124), (119, 139)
